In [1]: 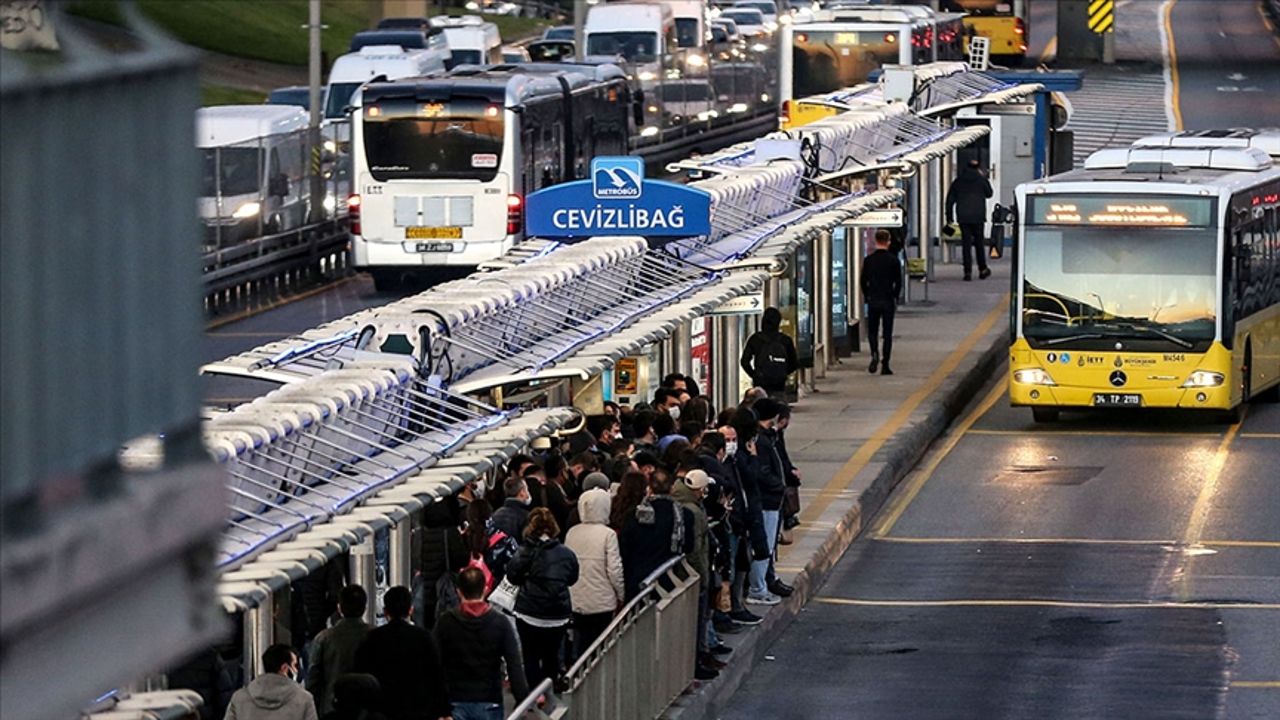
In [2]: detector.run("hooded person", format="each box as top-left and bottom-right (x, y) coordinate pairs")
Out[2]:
(433, 568), (530, 716)
(563, 487), (625, 654)
(740, 308), (799, 397)
(226, 644), (318, 720)
(945, 158), (994, 280)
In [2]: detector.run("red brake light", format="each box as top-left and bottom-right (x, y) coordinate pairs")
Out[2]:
(1015, 18), (1025, 35)
(348, 194), (361, 235)
(507, 194), (523, 236)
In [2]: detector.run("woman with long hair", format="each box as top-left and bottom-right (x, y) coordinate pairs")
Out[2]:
(506, 507), (579, 691)
(609, 470), (648, 531)
(464, 498), (518, 588)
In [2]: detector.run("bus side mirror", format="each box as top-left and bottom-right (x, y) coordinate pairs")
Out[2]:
(633, 89), (646, 126)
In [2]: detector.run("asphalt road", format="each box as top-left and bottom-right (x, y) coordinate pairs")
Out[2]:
(720, 375), (1280, 719)
(1168, 0), (1280, 130)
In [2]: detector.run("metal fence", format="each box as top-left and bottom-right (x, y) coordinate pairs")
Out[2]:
(508, 558), (701, 720)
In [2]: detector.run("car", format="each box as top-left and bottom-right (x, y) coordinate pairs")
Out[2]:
(717, 8), (766, 37)
(711, 18), (743, 44)
(501, 45), (531, 63)
(527, 39), (575, 62)
(543, 25), (574, 40)
(733, 0), (780, 29)
(265, 85), (320, 112)
(658, 79), (719, 123)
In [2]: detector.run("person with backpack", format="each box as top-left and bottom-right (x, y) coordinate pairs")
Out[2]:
(506, 508), (580, 692)
(740, 307), (798, 399)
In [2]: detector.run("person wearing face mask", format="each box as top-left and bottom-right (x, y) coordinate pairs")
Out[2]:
(225, 644), (318, 720)
(491, 477), (533, 541)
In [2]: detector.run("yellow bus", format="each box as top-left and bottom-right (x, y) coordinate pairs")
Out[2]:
(949, 0), (1027, 64)
(1010, 130), (1280, 422)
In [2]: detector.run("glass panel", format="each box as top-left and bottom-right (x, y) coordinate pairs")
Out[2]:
(586, 31), (659, 62)
(791, 30), (901, 97)
(362, 96), (504, 181)
(201, 147), (262, 197)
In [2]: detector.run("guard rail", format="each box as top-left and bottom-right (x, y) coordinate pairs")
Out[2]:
(203, 217), (350, 314)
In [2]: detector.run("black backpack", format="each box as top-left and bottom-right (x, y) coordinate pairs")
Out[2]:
(753, 333), (790, 387)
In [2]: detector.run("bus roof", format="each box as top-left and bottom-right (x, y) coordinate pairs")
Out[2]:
(195, 105), (308, 147)
(586, 2), (673, 32)
(359, 64), (626, 108)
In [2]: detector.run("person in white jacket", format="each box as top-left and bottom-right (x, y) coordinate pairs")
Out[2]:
(564, 487), (625, 656)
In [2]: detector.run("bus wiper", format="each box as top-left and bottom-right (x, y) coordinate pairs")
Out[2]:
(1041, 333), (1104, 346)
(1091, 322), (1194, 349)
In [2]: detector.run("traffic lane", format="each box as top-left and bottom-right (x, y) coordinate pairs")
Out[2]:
(721, 601), (1240, 720)
(1171, 0), (1280, 130)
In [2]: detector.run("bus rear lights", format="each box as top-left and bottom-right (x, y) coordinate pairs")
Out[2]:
(507, 194), (523, 235)
(348, 194), (361, 235)
(1182, 371), (1224, 388)
(1014, 368), (1057, 386)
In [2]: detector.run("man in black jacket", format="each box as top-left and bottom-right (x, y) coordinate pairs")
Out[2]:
(618, 470), (696, 600)
(745, 399), (787, 606)
(307, 584), (370, 715)
(434, 568), (530, 718)
(860, 229), (903, 376)
(353, 586), (451, 720)
(740, 307), (799, 398)
(490, 477), (531, 541)
(945, 158), (994, 281)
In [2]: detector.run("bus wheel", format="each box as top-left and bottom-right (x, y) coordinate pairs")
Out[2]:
(1032, 407), (1059, 423)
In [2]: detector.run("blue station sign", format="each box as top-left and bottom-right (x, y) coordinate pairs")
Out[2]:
(525, 156), (712, 239)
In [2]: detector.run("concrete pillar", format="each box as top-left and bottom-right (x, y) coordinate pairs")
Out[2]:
(672, 321), (693, 379)
(350, 535), (379, 627)
(243, 597), (274, 680)
(389, 520), (413, 589)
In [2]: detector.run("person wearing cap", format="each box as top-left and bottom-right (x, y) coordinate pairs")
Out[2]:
(673, 465), (723, 678)
(563, 487), (624, 658)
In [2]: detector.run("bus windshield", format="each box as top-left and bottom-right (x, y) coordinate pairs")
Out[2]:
(326, 82), (363, 119)
(362, 96), (503, 181)
(1021, 226), (1219, 350)
(790, 29), (900, 97)
(201, 147), (261, 197)
(586, 31), (658, 62)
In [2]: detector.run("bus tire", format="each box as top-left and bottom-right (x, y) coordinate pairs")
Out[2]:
(1032, 407), (1059, 423)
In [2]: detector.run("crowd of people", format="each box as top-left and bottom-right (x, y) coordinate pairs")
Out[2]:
(226, 372), (806, 720)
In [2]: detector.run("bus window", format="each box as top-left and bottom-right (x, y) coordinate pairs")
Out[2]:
(362, 97), (504, 181)
(587, 32), (658, 63)
(791, 30), (900, 97)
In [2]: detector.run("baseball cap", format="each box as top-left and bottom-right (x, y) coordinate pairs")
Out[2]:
(683, 469), (715, 490)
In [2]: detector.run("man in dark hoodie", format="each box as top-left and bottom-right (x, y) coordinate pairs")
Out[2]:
(945, 158), (994, 281)
(434, 567), (530, 719)
(618, 470), (695, 600)
(740, 307), (798, 398)
(225, 644), (318, 720)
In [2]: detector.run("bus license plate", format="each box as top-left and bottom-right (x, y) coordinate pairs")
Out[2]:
(1092, 393), (1142, 408)
(405, 226), (462, 240)
(415, 242), (455, 253)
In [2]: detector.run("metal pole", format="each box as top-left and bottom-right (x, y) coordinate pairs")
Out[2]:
(390, 520), (412, 589)
(815, 230), (831, 379)
(308, 0), (324, 223)
(573, 0), (587, 62)
(350, 535), (379, 627)
(244, 596), (274, 681)
(1102, 27), (1115, 65)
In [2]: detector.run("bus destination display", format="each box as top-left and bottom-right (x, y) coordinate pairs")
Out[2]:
(1030, 195), (1214, 227)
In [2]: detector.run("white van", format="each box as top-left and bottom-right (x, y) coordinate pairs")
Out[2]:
(431, 15), (503, 67)
(197, 105), (310, 245)
(324, 45), (450, 121)
(585, 2), (679, 82)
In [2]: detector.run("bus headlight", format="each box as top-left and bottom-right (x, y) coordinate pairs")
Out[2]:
(638, 71), (657, 82)
(1182, 371), (1224, 388)
(1013, 368), (1056, 386)
(232, 201), (261, 219)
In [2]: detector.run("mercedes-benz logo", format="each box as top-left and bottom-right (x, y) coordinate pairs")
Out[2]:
(1109, 370), (1127, 387)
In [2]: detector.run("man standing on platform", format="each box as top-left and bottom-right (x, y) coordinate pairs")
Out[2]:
(861, 230), (902, 376)
(945, 158), (994, 281)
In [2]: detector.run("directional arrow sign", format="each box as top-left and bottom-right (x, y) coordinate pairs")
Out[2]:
(710, 293), (765, 316)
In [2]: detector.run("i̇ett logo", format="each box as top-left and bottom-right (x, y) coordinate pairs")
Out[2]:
(592, 157), (643, 199)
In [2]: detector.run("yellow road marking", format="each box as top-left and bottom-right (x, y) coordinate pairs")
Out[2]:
(814, 596), (1280, 610)
(792, 294), (1011, 532)
(876, 536), (1280, 549)
(868, 377), (1008, 538)
(1164, 0), (1184, 130)
(1182, 415), (1244, 547)
(205, 275), (358, 330)
(1233, 680), (1280, 688)
(967, 429), (1221, 438)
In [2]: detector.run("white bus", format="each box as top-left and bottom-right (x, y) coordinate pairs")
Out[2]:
(348, 64), (638, 288)
(780, 4), (966, 105)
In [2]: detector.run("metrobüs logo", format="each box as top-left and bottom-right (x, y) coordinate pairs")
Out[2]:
(592, 157), (643, 199)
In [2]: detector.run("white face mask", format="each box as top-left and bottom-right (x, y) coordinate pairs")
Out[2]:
(668, 405), (681, 420)
(724, 440), (738, 457)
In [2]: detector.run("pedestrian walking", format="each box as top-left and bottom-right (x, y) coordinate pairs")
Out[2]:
(507, 507), (580, 692)
(225, 644), (317, 720)
(740, 307), (798, 398)
(945, 158), (994, 281)
(563, 487), (625, 655)
(434, 567), (530, 720)
(861, 229), (902, 376)
(307, 585), (371, 715)
(352, 586), (451, 720)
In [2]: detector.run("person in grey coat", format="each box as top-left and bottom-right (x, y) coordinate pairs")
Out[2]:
(225, 644), (318, 720)
(307, 585), (371, 715)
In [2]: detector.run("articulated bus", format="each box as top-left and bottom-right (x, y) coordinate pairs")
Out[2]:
(348, 64), (637, 288)
(780, 4), (966, 126)
(1010, 130), (1280, 423)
